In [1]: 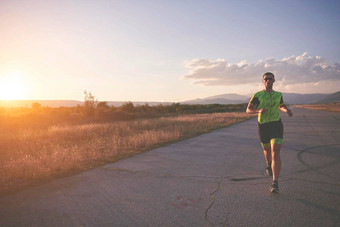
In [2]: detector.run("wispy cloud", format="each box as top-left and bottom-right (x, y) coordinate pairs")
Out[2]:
(184, 53), (340, 89)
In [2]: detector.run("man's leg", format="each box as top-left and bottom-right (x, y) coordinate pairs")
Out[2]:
(271, 121), (283, 182)
(271, 143), (281, 181)
(263, 144), (272, 165)
(258, 122), (273, 176)
(262, 143), (272, 176)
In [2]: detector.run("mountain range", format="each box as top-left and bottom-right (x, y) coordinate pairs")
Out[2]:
(0, 91), (339, 108)
(182, 91), (340, 105)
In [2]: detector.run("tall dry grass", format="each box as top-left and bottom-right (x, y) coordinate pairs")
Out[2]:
(294, 103), (340, 112)
(0, 112), (253, 194)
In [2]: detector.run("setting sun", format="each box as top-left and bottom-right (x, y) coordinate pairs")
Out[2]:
(0, 72), (30, 100)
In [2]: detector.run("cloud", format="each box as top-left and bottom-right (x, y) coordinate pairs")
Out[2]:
(184, 53), (340, 89)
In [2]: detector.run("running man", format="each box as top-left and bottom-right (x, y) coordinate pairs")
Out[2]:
(246, 72), (293, 193)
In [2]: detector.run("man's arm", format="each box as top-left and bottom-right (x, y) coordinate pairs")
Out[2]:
(246, 103), (266, 114)
(279, 104), (293, 117)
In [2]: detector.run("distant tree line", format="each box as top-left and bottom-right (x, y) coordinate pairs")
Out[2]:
(0, 91), (248, 130)
(81, 91), (248, 119)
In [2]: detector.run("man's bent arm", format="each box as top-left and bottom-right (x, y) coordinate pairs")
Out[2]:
(279, 104), (293, 117)
(246, 103), (260, 114)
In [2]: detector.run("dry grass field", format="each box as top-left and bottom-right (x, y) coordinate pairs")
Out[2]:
(0, 112), (253, 194)
(294, 103), (340, 112)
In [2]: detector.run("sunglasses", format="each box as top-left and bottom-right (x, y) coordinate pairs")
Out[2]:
(264, 77), (274, 81)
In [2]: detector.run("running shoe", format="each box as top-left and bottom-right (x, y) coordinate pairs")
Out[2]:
(265, 163), (272, 176)
(270, 181), (279, 193)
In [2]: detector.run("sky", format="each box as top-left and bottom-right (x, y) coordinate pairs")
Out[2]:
(0, 0), (339, 102)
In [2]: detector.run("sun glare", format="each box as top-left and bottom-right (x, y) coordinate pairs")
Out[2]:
(0, 72), (30, 100)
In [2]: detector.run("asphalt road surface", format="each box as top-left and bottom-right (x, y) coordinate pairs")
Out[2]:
(1, 107), (339, 227)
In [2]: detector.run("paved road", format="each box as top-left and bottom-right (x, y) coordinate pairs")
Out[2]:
(1, 108), (339, 227)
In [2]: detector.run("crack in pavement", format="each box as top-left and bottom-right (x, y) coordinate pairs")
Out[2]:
(103, 166), (278, 226)
(205, 177), (228, 227)
(296, 144), (340, 180)
(221, 203), (230, 227)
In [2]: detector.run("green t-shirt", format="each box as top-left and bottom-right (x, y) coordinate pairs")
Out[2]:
(249, 90), (284, 124)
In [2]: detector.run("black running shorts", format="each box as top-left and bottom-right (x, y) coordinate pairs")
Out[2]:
(257, 120), (283, 147)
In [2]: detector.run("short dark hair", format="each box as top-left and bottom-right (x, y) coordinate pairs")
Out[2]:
(263, 72), (275, 78)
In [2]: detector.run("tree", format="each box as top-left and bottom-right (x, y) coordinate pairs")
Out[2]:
(97, 101), (110, 115)
(121, 101), (135, 112)
(84, 90), (97, 117)
(97, 101), (109, 110)
(32, 102), (41, 109)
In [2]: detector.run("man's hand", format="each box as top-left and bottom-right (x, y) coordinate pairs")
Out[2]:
(279, 105), (293, 117)
(259, 108), (266, 114)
